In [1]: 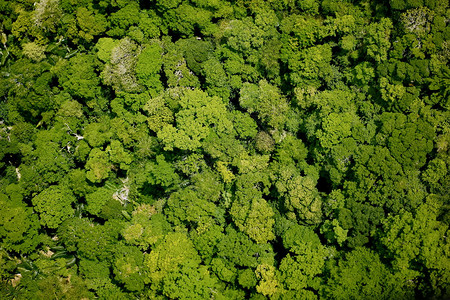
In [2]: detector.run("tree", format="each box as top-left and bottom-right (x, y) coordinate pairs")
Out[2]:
(22, 42), (46, 62)
(165, 188), (223, 229)
(162, 40), (201, 88)
(55, 54), (102, 100)
(380, 197), (450, 299)
(106, 139), (133, 170)
(95, 37), (119, 63)
(113, 243), (145, 292)
(85, 187), (113, 217)
(2, 59), (55, 122)
(316, 112), (359, 149)
(162, 260), (224, 299)
(255, 264), (280, 297)
(202, 57), (231, 101)
(322, 247), (411, 299)
(158, 88), (233, 151)
(107, 2), (140, 37)
(231, 196), (275, 244)
(76, 6), (108, 42)
(239, 80), (289, 129)
(216, 226), (275, 269)
(18, 126), (75, 192)
(281, 44), (333, 88)
(57, 218), (122, 261)
(280, 222), (329, 296)
(32, 185), (75, 229)
(101, 37), (142, 93)
(85, 148), (111, 182)
(274, 166), (322, 225)
(377, 112), (434, 170)
(122, 204), (172, 250)
(364, 18), (393, 63)
(143, 232), (202, 288)
(0, 191), (41, 253)
(136, 42), (163, 92)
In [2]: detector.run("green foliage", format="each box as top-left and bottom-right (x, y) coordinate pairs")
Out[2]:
(380, 197), (450, 298)
(55, 54), (101, 100)
(107, 139), (133, 170)
(85, 187), (113, 216)
(162, 260), (223, 299)
(85, 148), (112, 183)
(279, 223), (329, 295)
(377, 112), (434, 170)
(274, 168), (322, 224)
(147, 154), (180, 188)
(216, 226), (275, 268)
(57, 218), (122, 261)
(22, 42), (46, 62)
(322, 247), (412, 299)
(0, 0), (448, 298)
(76, 6), (108, 42)
(136, 43), (163, 91)
(101, 37), (142, 93)
(0, 191), (41, 253)
(32, 185), (75, 229)
(364, 18), (393, 63)
(158, 88), (233, 151)
(95, 37), (119, 63)
(143, 231), (201, 287)
(239, 80), (289, 129)
(113, 243), (145, 292)
(123, 204), (172, 250)
(202, 57), (231, 100)
(282, 43), (333, 88)
(108, 2), (140, 36)
(231, 196), (275, 244)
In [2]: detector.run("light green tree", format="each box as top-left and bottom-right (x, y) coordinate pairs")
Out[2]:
(158, 89), (233, 151)
(32, 185), (75, 229)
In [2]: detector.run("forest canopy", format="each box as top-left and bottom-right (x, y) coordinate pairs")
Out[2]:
(0, 0), (449, 299)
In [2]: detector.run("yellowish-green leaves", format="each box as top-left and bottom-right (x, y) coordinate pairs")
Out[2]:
(0, 192), (41, 253)
(144, 232), (201, 286)
(143, 94), (174, 133)
(85, 148), (111, 183)
(216, 161), (235, 183)
(381, 197), (450, 297)
(123, 204), (162, 250)
(231, 173), (275, 244)
(85, 187), (113, 217)
(255, 264), (280, 297)
(317, 112), (358, 149)
(281, 175), (322, 224)
(158, 89), (233, 151)
(95, 38), (119, 63)
(239, 80), (289, 129)
(136, 43), (163, 91)
(76, 7), (108, 42)
(32, 185), (75, 229)
(22, 42), (46, 62)
(113, 244), (145, 292)
(243, 198), (276, 244)
(364, 18), (393, 63)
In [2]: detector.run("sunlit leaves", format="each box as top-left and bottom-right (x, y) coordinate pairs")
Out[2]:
(32, 185), (75, 229)
(158, 89), (233, 151)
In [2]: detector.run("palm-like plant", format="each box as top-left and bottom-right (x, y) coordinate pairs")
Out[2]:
(50, 245), (77, 268)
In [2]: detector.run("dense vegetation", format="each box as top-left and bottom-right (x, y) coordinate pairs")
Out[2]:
(0, 0), (449, 299)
